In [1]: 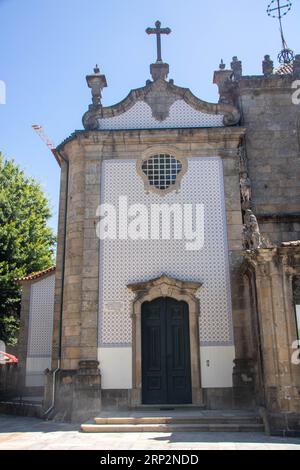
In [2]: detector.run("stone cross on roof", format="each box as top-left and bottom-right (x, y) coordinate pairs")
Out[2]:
(146, 20), (171, 63)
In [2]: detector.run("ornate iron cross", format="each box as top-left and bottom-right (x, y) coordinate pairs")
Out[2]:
(146, 20), (171, 63)
(267, 0), (294, 64)
(267, 0), (292, 19)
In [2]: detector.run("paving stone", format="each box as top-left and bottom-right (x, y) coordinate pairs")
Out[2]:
(0, 415), (299, 450)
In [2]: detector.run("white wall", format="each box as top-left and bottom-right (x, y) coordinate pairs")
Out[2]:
(98, 346), (235, 390)
(99, 348), (132, 389)
(200, 346), (235, 388)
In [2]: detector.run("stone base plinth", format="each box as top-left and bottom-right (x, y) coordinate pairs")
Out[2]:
(232, 358), (257, 409)
(268, 412), (300, 436)
(44, 360), (101, 423)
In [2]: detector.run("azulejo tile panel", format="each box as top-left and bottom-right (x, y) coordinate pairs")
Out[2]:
(98, 100), (224, 130)
(28, 275), (55, 357)
(99, 158), (233, 347)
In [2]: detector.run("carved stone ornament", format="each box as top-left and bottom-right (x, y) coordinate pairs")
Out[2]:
(82, 65), (107, 130)
(243, 209), (263, 250)
(127, 274), (202, 301)
(231, 56), (243, 81)
(240, 171), (252, 209)
(238, 142), (253, 210)
(242, 211), (274, 251)
(150, 62), (169, 81)
(213, 73), (239, 108)
(144, 79), (177, 121)
(220, 78), (239, 107)
(82, 105), (102, 131)
(262, 55), (274, 77)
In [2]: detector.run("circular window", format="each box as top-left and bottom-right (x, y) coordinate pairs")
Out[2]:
(141, 154), (182, 191)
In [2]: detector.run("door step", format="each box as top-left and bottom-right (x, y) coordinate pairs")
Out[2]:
(81, 412), (264, 433)
(133, 404), (205, 411)
(81, 422), (264, 433)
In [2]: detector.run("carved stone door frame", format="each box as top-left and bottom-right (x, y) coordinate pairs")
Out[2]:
(127, 275), (203, 406)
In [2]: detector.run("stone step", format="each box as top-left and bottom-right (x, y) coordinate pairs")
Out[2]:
(93, 415), (262, 425)
(81, 422), (265, 433)
(134, 404), (205, 410)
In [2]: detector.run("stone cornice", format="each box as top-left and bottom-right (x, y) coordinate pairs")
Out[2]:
(82, 80), (240, 130)
(57, 126), (246, 153)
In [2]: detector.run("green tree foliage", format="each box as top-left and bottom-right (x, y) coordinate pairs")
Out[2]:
(0, 154), (55, 345)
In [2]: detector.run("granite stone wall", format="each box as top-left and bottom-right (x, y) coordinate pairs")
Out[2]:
(239, 75), (300, 244)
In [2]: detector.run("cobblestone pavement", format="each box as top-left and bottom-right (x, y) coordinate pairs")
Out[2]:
(0, 414), (299, 450)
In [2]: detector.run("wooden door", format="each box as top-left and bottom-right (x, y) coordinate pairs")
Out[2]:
(141, 297), (192, 404)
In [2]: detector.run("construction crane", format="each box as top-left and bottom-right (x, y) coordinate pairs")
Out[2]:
(32, 124), (61, 166)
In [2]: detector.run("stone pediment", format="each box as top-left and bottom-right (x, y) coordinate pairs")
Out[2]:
(127, 274), (202, 298)
(82, 79), (240, 131)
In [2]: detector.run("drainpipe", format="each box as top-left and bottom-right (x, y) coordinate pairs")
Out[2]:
(44, 148), (69, 418)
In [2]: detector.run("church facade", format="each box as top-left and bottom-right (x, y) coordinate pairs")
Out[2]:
(17, 24), (300, 432)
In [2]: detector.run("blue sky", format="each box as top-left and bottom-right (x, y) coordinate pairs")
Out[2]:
(0, 0), (299, 231)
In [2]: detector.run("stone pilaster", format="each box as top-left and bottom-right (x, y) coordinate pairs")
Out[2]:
(80, 145), (102, 362)
(45, 141), (102, 421)
(60, 142), (85, 370)
(245, 247), (300, 433)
